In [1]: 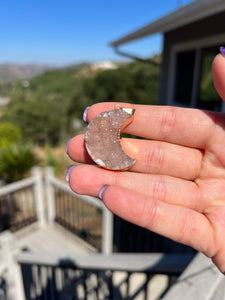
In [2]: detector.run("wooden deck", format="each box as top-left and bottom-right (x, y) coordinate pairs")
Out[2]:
(2, 223), (172, 300)
(2, 169), (224, 299)
(15, 222), (96, 255)
(2, 220), (224, 300)
(1, 222), (96, 300)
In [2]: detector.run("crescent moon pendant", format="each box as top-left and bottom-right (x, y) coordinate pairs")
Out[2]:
(84, 106), (136, 170)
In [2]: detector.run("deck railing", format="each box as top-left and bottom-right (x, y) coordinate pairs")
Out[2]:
(0, 168), (45, 233)
(163, 252), (225, 300)
(0, 230), (25, 300)
(17, 252), (225, 300)
(1, 167), (225, 299)
(0, 167), (114, 253)
(17, 252), (194, 300)
(0, 267), (7, 300)
(45, 167), (114, 254)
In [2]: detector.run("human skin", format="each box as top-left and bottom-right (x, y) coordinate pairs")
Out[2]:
(67, 53), (225, 274)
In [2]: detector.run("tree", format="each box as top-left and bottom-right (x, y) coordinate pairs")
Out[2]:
(0, 122), (21, 147)
(3, 98), (63, 146)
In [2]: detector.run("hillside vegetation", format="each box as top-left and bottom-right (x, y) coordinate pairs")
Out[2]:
(1, 61), (159, 146)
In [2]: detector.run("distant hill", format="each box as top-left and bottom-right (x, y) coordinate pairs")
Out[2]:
(0, 63), (56, 82)
(1, 60), (159, 145)
(0, 61), (130, 83)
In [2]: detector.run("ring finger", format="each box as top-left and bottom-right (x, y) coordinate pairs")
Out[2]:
(68, 165), (204, 212)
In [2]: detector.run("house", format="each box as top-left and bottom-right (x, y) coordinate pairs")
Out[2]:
(91, 60), (118, 70)
(110, 0), (225, 112)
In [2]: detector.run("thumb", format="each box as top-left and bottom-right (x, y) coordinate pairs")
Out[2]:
(212, 51), (225, 102)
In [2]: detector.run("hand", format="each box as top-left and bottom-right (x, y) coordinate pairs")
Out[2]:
(67, 53), (225, 274)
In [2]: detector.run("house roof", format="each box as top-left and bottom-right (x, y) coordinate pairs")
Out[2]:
(110, 0), (225, 47)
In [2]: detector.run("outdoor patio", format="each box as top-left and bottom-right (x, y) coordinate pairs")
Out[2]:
(0, 167), (224, 300)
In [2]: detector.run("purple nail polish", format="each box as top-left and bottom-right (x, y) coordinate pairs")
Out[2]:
(66, 165), (75, 183)
(83, 106), (90, 123)
(99, 184), (110, 200)
(66, 138), (72, 155)
(220, 46), (225, 57)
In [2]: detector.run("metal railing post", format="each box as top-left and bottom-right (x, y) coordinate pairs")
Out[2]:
(102, 207), (114, 254)
(45, 167), (55, 224)
(32, 167), (46, 227)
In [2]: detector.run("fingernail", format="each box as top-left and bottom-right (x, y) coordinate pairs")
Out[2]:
(83, 106), (90, 122)
(66, 165), (75, 183)
(220, 46), (225, 57)
(99, 184), (110, 200)
(66, 138), (72, 155)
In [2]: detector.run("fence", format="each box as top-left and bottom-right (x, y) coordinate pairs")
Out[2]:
(17, 251), (225, 300)
(18, 252), (194, 300)
(0, 168), (47, 300)
(0, 168), (45, 233)
(45, 167), (114, 254)
(1, 167), (225, 299)
(0, 266), (7, 300)
(0, 230), (25, 300)
(0, 167), (113, 254)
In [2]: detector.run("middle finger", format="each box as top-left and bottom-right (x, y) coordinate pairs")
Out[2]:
(68, 135), (202, 180)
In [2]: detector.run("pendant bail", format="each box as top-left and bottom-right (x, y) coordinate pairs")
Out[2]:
(114, 104), (135, 116)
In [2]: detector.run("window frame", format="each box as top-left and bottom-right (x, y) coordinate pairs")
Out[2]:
(167, 33), (225, 111)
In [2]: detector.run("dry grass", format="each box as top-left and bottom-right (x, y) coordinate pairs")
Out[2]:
(34, 144), (73, 181)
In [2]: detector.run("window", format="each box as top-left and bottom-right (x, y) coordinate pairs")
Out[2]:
(198, 47), (221, 111)
(171, 43), (223, 111)
(173, 50), (195, 106)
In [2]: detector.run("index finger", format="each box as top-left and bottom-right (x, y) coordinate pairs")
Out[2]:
(213, 53), (225, 102)
(86, 102), (215, 149)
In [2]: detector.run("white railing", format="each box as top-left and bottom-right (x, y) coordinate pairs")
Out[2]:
(0, 231), (25, 300)
(1, 167), (225, 300)
(0, 167), (114, 300)
(0, 167), (45, 230)
(0, 259), (7, 300)
(0, 168), (45, 300)
(45, 167), (114, 254)
(0, 167), (114, 254)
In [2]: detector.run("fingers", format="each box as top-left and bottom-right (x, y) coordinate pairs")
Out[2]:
(101, 185), (214, 256)
(122, 138), (202, 179)
(67, 134), (93, 164)
(213, 53), (225, 102)
(67, 135), (203, 180)
(68, 165), (205, 212)
(85, 102), (216, 149)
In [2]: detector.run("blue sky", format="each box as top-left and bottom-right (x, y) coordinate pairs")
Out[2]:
(0, 0), (194, 66)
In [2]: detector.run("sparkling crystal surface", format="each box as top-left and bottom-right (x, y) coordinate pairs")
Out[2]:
(84, 109), (136, 170)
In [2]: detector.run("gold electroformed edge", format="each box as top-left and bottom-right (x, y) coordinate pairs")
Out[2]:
(117, 106), (136, 170)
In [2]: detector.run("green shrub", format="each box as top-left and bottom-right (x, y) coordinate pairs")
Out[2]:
(0, 143), (39, 182)
(43, 147), (65, 177)
(0, 122), (21, 147)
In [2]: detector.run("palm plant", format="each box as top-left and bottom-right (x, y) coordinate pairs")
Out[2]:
(0, 143), (39, 183)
